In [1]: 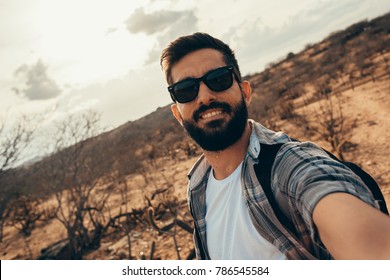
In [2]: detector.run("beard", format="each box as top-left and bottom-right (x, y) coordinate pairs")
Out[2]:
(181, 95), (248, 152)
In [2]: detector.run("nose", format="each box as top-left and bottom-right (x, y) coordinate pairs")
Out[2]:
(196, 81), (216, 105)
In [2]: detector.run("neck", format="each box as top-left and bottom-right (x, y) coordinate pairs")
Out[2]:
(203, 122), (252, 180)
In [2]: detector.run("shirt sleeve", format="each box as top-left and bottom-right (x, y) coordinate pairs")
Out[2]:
(271, 141), (378, 246)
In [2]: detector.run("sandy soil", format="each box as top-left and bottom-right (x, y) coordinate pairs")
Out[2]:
(1, 77), (389, 260)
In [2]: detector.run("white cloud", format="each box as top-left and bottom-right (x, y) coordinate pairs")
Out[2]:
(13, 60), (62, 100)
(125, 7), (193, 35)
(124, 7), (199, 66)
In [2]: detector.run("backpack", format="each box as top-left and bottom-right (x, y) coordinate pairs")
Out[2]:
(255, 141), (389, 235)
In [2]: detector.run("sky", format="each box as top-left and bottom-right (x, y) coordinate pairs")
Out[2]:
(1, 0), (390, 160)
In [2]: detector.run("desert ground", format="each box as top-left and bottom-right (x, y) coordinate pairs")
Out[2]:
(1, 74), (389, 260)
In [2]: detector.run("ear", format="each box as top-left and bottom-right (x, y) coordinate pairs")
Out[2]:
(171, 103), (184, 126)
(240, 80), (252, 105)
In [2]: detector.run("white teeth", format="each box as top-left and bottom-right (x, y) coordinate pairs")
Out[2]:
(201, 110), (223, 119)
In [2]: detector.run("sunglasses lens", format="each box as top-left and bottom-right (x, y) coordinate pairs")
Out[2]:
(172, 80), (198, 103)
(205, 68), (233, 92)
(168, 66), (237, 103)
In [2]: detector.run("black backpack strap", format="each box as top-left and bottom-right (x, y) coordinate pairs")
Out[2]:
(255, 143), (298, 236)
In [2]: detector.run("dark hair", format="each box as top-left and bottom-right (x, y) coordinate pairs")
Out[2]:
(160, 32), (241, 85)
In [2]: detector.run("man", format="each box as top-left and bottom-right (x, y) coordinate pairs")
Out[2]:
(160, 32), (390, 260)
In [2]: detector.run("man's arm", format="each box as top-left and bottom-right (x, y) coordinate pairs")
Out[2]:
(313, 192), (390, 259)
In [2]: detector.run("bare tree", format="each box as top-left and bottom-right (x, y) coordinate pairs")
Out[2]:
(352, 34), (381, 82)
(0, 184), (15, 242)
(320, 45), (348, 86)
(0, 115), (34, 175)
(45, 110), (112, 259)
(0, 115), (35, 242)
(8, 195), (42, 236)
(145, 175), (194, 260)
(114, 177), (136, 260)
(305, 84), (352, 161)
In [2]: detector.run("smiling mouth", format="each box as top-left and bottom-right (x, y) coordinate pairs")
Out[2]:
(199, 110), (224, 120)
(194, 102), (232, 122)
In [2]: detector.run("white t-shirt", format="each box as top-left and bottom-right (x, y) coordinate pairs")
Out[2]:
(205, 162), (286, 260)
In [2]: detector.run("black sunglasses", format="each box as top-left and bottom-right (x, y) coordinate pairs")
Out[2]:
(168, 65), (241, 103)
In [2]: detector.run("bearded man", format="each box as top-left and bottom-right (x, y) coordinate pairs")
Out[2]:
(160, 32), (390, 260)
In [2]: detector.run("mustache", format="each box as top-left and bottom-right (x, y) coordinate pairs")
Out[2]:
(193, 102), (232, 121)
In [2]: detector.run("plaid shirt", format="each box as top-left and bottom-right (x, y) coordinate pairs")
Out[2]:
(187, 120), (379, 259)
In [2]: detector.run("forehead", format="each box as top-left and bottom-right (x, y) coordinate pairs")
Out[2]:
(170, 48), (226, 83)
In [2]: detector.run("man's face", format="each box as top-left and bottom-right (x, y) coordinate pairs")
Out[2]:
(170, 48), (251, 152)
